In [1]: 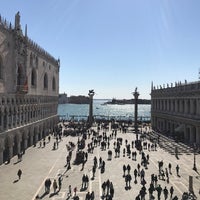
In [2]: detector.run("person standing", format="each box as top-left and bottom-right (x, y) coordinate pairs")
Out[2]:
(74, 187), (77, 197)
(53, 179), (58, 193)
(67, 185), (72, 197)
(123, 165), (126, 177)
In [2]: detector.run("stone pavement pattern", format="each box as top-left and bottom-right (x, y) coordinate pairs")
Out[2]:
(0, 124), (199, 200)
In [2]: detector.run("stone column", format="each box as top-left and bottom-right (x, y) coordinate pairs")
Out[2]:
(0, 150), (3, 165)
(0, 112), (3, 131)
(175, 99), (178, 113)
(8, 145), (13, 160)
(198, 99), (200, 116)
(35, 133), (38, 143)
(196, 126), (200, 145)
(0, 138), (4, 165)
(10, 108), (14, 129)
(183, 125), (187, 143)
(189, 126), (195, 144)
(6, 113), (9, 130)
(16, 133), (22, 154)
(133, 88), (139, 134)
(29, 130), (34, 146)
(190, 99), (194, 115)
(19, 110), (21, 126)
(184, 100), (188, 114)
(23, 137), (28, 150)
(88, 90), (95, 126)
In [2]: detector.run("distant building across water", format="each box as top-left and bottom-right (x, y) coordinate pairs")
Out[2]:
(59, 93), (68, 104)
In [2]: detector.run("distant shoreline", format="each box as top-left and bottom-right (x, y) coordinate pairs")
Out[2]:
(103, 98), (151, 105)
(58, 95), (151, 105)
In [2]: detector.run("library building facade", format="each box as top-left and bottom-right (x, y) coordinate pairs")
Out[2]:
(151, 81), (200, 146)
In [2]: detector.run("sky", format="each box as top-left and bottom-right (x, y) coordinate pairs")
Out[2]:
(0, 0), (200, 99)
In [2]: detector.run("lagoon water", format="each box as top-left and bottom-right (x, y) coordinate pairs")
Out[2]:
(58, 99), (151, 121)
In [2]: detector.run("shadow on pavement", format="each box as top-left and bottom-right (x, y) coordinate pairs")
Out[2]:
(13, 179), (19, 183)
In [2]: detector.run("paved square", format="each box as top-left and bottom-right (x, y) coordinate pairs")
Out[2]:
(0, 123), (199, 200)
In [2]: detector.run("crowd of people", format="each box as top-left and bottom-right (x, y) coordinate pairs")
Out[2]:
(14, 120), (198, 200)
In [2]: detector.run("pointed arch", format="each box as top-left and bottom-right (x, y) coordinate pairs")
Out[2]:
(17, 64), (22, 85)
(31, 68), (37, 87)
(44, 73), (48, 89)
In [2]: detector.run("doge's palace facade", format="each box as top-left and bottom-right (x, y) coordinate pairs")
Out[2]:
(151, 81), (200, 145)
(0, 12), (60, 164)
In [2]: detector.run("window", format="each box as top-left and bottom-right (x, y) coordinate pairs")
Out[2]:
(0, 56), (3, 79)
(52, 76), (56, 91)
(31, 68), (37, 87)
(44, 73), (48, 89)
(17, 64), (22, 85)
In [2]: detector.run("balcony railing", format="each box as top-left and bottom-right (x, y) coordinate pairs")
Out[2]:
(16, 85), (28, 94)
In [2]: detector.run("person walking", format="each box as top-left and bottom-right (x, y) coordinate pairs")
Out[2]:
(17, 169), (22, 180)
(92, 165), (96, 179)
(58, 175), (63, 191)
(165, 168), (169, 183)
(168, 163), (172, 174)
(176, 164), (180, 176)
(163, 186), (168, 200)
(127, 164), (131, 174)
(102, 181), (106, 197)
(170, 186), (174, 198)
(134, 168), (138, 183)
(156, 184), (162, 200)
(90, 191), (95, 200)
(74, 187), (77, 197)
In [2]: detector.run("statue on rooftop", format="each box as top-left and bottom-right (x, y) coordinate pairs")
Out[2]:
(15, 11), (21, 30)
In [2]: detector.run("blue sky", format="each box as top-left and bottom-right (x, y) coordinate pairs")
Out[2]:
(1, 0), (199, 99)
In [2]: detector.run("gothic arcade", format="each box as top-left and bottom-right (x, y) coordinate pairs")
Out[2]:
(0, 12), (60, 164)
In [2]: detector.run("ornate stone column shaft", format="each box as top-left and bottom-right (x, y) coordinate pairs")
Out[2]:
(88, 90), (95, 126)
(133, 88), (139, 134)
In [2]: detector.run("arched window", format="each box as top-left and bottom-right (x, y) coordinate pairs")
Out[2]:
(0, 56), (3, 79)
(52, 76), (56, 91)
(17, 64), (22, 85)
(31, 68), (37, 87)
(44, 73), (48, 89)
